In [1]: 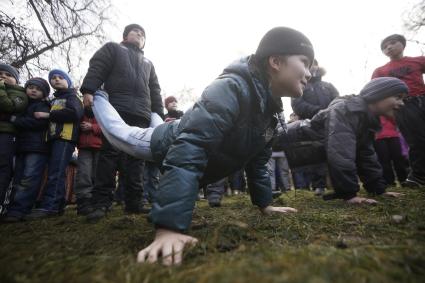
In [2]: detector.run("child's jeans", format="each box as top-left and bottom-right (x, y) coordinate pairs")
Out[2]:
(38, 140), (75, 213)
(7, 153), (48, 217)
(74, 148), (100, 202)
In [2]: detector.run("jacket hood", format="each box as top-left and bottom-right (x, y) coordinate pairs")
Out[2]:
(53, 88), (77, 98)
(331, 95), (381, 131)
(221, 56), (282, 114)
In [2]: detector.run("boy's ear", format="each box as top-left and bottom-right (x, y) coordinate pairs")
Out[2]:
(268, 56), (283, 72)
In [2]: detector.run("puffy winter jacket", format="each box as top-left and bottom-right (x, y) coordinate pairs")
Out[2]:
(149, 56), (282, 232)
(78, 110), (102, 149)
(47, 88), (83, 143)
(80, 41), (163, 121)
(291, 76), (339, 119)
(310, 95), (387, 199)
(0, 81), (28, 134)
(375, 116), (399, 140)
(13, 98), (50, 153)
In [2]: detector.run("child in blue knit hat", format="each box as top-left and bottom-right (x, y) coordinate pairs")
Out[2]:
(26, 69), (83, 219)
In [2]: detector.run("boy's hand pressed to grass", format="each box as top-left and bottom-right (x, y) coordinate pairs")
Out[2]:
(137, 228), (198, 266)
(138, 206), (297, 266)
(260, 205), (298, 215)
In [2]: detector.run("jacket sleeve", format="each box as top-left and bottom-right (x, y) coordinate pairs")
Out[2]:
(91, 120), (102, 136)
(80, 42), (117, 95)
(327, 83), (339, 100)
(356, 140), (387, 195)
(149, 78), (241, 232)
(291, 96), (321, 119)
(148, 63), (164, 118)
(13, 103), (50, 130)
(0, 82), (28, 114)
(245, 144), (273, 208)
(50, 96), (83, 123)
(326, 108), (360, 200)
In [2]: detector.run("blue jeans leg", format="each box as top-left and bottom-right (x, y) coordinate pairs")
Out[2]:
(7, 153), (48, 216)
(39, 140), (75, 213)
(143, 161), (159, 203)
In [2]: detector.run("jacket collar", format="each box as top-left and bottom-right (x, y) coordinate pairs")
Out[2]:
(221, 56), (282, 115)
(53, 88), (76, 98)
(345, 96), (381, 132)
(121, 41), (144, 54)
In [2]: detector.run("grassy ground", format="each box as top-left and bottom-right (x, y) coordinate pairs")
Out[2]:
(1, 187), (424, 283)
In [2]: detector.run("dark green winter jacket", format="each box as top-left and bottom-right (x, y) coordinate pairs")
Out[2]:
(0, 81), (28, 134)
(149, 56), (282, 232)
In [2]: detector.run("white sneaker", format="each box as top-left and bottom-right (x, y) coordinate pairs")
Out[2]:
(314, 188), (325, 196)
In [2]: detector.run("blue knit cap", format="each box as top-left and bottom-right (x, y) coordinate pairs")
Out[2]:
(25, 77), (51, 97)
(0, 63), (20, 84)
(360, 77), (408, 103)
(48, 69), (73, 88)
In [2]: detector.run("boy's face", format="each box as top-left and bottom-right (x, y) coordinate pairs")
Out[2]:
(269, 55), (311, 98)
(0, 70), (17, 85)
(167, 101), (178, 111)
(50, 74), (68, 89)
(126, 28), (146, 49)
(382, 40), (404, 59)
(370, 94), (405, 118)
(26, 84), (44, 100)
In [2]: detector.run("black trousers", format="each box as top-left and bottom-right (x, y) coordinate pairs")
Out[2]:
(0, 133), (15, 214)
(396, 96), (425, 182)
(374, 137), (408, 185)
(91, 112), (149, 209)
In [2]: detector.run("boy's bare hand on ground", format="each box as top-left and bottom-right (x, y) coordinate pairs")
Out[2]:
(34, 112), (49, 119)
(382, 191), (404, 198)
(137, 228), (198, 266)
(83, 93), (94, 107)
(260, 205), (298, 215)
(346, 196), (378, 205)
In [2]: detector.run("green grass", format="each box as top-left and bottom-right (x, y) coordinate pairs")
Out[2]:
(1, 187), (424, 283)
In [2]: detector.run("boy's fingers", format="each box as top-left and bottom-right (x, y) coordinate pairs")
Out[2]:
(161, 243), (173, 266)
(147, 247), (160, 263)
(137, 248), (149, 263)
(173, 242), (185, 265)
(283, 207), (298, 213)
(187, 236), (198, 247)
(365, 199), (378, 205)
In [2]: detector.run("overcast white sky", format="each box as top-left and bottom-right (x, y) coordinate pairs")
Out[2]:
(100, 0), (424, 117)
(3, 0), (424, 117)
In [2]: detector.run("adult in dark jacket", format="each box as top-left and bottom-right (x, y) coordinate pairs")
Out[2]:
(291, 60), (339, 119)
(291, 60), (339, 195)
(80, 24), (164, 217)
(92, 27), (315, 266)
(282, 77), (407, 203)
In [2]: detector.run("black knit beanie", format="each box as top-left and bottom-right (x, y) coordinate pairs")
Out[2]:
(381, 34), (406, 50)
(360, 77), (408, 103)
(123, 24), (145, 39)
(0, 63), (20, 84)
(255, 27), (314, 66)
(25, 77), (51, 97)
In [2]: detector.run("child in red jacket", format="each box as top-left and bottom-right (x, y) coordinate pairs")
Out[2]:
(74, 107), (102, 215)
(374, 116), (408, 186)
